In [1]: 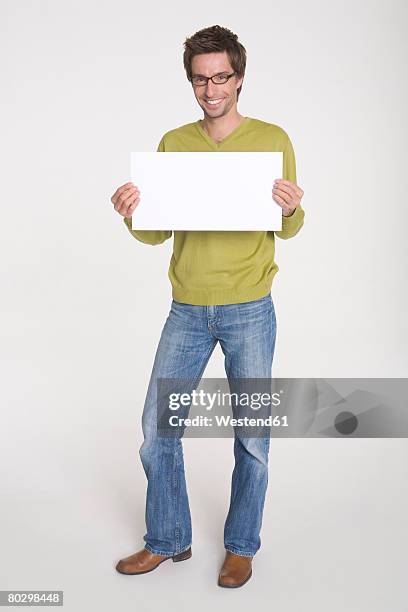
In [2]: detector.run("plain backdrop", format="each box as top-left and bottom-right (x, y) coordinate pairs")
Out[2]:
(1, 1), (407, 610)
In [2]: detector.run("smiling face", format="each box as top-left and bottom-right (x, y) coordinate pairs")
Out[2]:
(191, 51), (244, 119)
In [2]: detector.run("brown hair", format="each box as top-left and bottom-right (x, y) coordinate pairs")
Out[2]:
(183, 25), (247, 100)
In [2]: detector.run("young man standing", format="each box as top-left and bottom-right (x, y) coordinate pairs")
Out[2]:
(111, 25), (305, 588)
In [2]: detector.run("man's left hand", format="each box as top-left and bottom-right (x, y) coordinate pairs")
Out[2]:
(272, 179), (304, 217)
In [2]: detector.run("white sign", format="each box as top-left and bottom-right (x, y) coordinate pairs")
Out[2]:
(130, 152), (283, 231)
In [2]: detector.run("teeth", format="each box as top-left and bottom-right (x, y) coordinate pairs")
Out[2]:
(206, 98), (223, 105)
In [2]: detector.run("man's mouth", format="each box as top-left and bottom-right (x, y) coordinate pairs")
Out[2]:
(204, 98), (224, 107)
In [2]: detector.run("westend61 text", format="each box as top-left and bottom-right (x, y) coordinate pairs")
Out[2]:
(168, 415), (288, 427)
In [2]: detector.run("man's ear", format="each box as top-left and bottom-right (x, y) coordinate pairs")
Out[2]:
(236, 74), (244, 91)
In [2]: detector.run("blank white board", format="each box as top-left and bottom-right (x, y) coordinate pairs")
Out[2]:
(130, 152), (283, 231)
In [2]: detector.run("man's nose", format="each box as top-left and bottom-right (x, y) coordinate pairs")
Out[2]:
(205, 81), (217, 97)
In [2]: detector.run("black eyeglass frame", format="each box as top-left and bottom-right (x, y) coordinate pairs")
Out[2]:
(190, 72), (237, 86)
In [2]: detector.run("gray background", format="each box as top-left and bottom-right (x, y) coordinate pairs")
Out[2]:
(1, 0), (407, 610)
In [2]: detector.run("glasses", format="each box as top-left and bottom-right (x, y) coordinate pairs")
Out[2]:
(191, 72), (236, 86)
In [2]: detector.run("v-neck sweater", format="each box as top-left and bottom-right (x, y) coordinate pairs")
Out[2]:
(123, 117), (305, 305)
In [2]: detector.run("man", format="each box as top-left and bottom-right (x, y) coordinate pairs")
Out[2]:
(111, 25), (305, 588)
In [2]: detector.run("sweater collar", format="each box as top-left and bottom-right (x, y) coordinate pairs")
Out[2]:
(195, 117), (251, 150)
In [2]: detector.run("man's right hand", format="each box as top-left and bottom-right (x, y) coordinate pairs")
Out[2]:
(111, 182), (141, 219)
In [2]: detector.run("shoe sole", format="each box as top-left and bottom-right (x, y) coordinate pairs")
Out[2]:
(217, 569), (252, 588)
(115, 548), (192, 575)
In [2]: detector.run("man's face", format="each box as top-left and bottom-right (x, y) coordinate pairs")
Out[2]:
(191, 51), (244, 118)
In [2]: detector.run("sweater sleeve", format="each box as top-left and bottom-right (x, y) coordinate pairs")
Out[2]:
(274, 133), (305, 240)
(122, 136), (173, 245)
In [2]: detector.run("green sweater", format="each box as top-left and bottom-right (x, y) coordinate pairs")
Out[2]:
(124, 117), (305, 305)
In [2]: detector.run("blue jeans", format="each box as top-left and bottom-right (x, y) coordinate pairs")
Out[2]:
(139, 291), (277, 557)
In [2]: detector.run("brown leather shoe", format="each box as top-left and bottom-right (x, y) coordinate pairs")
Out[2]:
(116, 546), (192, 575)
(218, 551), (253, 588)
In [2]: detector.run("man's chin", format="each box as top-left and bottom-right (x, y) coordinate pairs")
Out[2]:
(202, 105), (228, 119)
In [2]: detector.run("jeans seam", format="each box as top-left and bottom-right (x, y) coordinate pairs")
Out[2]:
(225, 546), (256, 557)
(170, 340), (217, 555)
(144, 542), (192, 557)
(174, 439), (180, 553)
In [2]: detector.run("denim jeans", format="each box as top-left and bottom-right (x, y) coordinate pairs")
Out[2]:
(139, 291), (277, 557)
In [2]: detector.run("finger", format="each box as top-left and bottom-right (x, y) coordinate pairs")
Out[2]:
(274, 196), (296, 216)
(273, 185), (301, 207)
(113, 186), (140, 211)
(118, 191), (140, 215)
(111, 183), (139, 205)
(115, 189), (137, 213)
(272, 192), (286, 206)
(124, 198), (140, 218)
(120, 199), (140, 219)
(111, 182), (133, 202)
(126, 194), (141, 216)
(113, 185), (140, 206)
(273, 183), (296, 200)
(272, 192), (291, 214)
(272, 187), (293, 206)
(276, 179), (303, 198)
